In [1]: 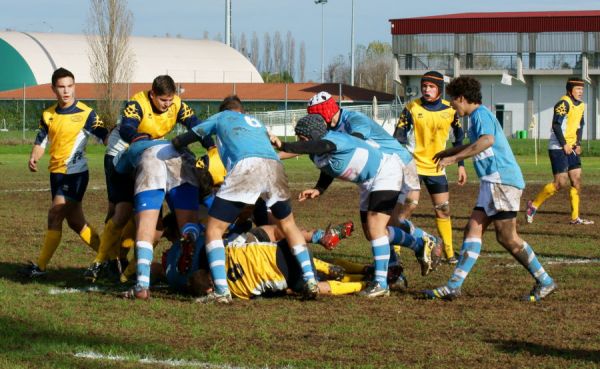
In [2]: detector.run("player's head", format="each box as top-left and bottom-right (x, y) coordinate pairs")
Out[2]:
(307, 91), (339, 124)
(445, 76), (482, 117)
(150, 75), (176, 113)
(219, 95), (244, 112)
(566, 77), (585, 101)
(421, 71), (444, 102)
(51, 67), (75, 106)
(295, 114), (328, 141)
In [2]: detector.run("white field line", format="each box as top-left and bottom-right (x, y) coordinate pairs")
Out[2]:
(74, 351), (276, 369)
(485, 254), (600, 268)
(48, 286), (105, 295)
(0, 186), (105, 193)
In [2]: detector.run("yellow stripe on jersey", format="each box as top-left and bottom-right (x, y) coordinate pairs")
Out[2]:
(225, 242), (287, 300)
(41, 101), (99, 174)
(404, 99), (457, 176)
(129, 91), (183, 139)
(558, 95), (585, 147)
(207, 147), (227, 186)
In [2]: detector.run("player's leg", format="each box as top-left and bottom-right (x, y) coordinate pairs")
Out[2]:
(567, 157), (593, 224)
(426, 175), (455, 263)
(527, 150), (568, 223)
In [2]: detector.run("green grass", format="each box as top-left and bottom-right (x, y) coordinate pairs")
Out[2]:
(1, 147), (600, 368)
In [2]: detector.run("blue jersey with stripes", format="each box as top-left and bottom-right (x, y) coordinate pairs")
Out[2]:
(468, 105), (525, 189)
(192, 110), (279, 171)
(334, 109), (413, 164)
(311, 131), (382, 183)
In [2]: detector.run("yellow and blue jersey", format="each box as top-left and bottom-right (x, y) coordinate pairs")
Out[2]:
(34, 101), (107, 174)
(225, 241), (288, 299)
(548, 95), (585, 150)
(394, 98), (464, 176)
(119, 91), (199, 143)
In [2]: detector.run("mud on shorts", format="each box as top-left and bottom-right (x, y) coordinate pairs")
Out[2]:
(359, 153), (403, 212)
(474, 181), (522, 220)
(396, 159), (421, 204)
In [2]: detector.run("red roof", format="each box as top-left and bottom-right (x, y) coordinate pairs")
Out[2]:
(390, 10), (600, 34)
(0, 83), (393, 103)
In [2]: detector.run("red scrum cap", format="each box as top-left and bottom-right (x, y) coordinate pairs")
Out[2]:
(307, 91), (339, 123)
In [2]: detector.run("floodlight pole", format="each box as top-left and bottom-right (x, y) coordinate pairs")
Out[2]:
(350, 0), (355, 86)
(315, 0), (327, 83)
(225, 0), (231, 46)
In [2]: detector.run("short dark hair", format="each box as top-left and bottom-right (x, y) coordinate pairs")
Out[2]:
(219, 95), (244, 112)
(51, 67), (74, 86)
(151, 75), (177, 96)
(445, 76), (482, 104)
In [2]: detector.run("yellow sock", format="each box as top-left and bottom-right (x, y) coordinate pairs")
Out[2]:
(532, 183), (558, 209)
(326, 281), (366, 295)
(331, 258), (367, 274)
(37, 230), (62, 270)
(94, 220), (124, 263)
(570, 187), (580, 220)
(313, 258), (334, 275)
(79, 225), (100, 252)
(122, 253), (137, 280)
(340, 274), (365, 282)
(436, 217), (454, 258)
(119, 218), (136, 249)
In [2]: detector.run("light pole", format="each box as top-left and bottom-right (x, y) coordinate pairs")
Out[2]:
(350, 0), (355, 86)
(315, 0), (327, 83)
(225, 0), (231, 47)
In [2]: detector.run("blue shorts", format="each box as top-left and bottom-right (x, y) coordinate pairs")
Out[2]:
(50, 171), (89, 202)
(549, 149), (581, 175)
(419, 174), (449, 195)
(209, 197), (291, 224)
(135, 183), (200, 213)
(104, 154), (134, 204)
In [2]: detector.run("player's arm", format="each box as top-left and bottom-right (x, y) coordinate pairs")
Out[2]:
(85, 111), (109, 145)
(393, 108), (412, 145)
(29, 118), (48, 172)
(177, 102), (200, 130)
(119, 101), (148, 143)
(172, 114), (219, 149)
(299, 172), (335, 202)
(279, 139), (336, 155)
(575, 115), (584, 155)
(450, 112), (467, 185)
(551, 100), (570, 154)
(434, 134), (494, 172)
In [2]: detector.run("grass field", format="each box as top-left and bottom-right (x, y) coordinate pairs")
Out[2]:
(1, 143), (599, 369)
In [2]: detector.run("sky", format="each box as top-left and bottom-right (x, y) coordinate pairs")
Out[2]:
(1, 0), (600, 81)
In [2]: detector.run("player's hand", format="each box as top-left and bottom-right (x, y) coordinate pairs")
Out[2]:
(432, 149), (450, 163)
(436, 156), (456, 172)
(574, 145), (582, 155)
(563, 144), (573, 155)
(269, 133), (282, 149)
(457, 166), (467, 186)
(28, 157), (38, 172)
(298, 189), (320, 202)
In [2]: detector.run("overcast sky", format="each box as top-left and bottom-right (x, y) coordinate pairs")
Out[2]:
(2, 0), (599, 81)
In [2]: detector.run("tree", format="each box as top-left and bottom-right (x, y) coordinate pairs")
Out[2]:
(299, 41), (306, 82)
(273, 31), (283, 74)
(263, 32), (272, 73)
(250, 31), (260, 70)
(285, 31), (295, 80)
(86, 0), (134, 128)
(238, 32), (248, 58)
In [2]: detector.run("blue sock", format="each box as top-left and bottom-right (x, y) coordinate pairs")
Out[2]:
(387, 226), (422, 253)
(521, 242), (553, 286)
(181, 223), (202, 241)
(311, 229), (325, 244)
(206, 239), (229, 295)
(401, 219), (424, 239)
(135, 241), (153, 290)
(447, 237), (481, 290)
(292, 244), (315, 282)
(371, 236), (390, 288)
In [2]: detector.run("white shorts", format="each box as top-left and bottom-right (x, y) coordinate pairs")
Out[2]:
(475, 181), (522, 217)
(217, 157), (291, 207)
(135, 144), (198, 195)
(359, 153), (403, 212)
(396, 159), (421, 204)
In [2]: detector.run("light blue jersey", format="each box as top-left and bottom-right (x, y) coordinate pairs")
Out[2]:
(468, 105), (525, 189)
(311, 131), (383, 183)
(192, 110), (279, 171)
(334, 109), (413, 164)
(164, 236), (206, 291)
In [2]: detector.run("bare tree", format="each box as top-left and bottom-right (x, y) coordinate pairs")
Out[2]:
(299, 41), (306, 82)
(285, 31), (295, 80)
(263, 32), (272, 73)
(272, 31), (283, 74)
(86, 0), (134, 128)
(238, 32), (248, 57)
(250, 31), (260, 70)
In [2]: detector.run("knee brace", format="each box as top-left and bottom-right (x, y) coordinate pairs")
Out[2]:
(434, 201), (450, 213)
(405, 198), (419, 207)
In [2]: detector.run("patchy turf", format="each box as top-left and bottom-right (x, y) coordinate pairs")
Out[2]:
(1, 150), (599, 369)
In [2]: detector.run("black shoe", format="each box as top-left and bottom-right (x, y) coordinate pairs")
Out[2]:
(18, 261), (47, 279)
